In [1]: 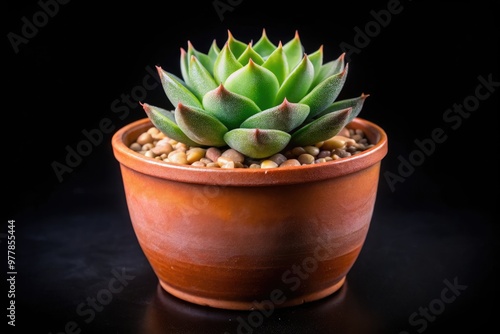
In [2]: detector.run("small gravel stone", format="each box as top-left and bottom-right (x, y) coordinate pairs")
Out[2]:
(220, 160), (235, 169)
(130, 142), (142, 151)
(129, 125), (373, 169)
(147, 127), (160, 136)
(260, 160), (279, 169)
(142, 143), (154, 151)
(268, 153), (287, 166)
(217, 156), (233, 166)
(206, 147), (222, 162)
(191, 161), (206, 167)
(304, 145), (320, 156)
(280, 159), (301, 168)
(151, 139), (173, 155)
(221, 148), (245, 163)
(291, 147), (307, 156)
(298, 153), (315, 165)
(137, 132), (153, 145)
(317, 150), (331, 159)
(168, 151), (188, 164)
(186, 147), (206, 164)
(346, 146), (358, 154)
(200, 158), (213, 165)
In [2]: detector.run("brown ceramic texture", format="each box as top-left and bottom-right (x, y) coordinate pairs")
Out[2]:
(112, 117), (388, 310)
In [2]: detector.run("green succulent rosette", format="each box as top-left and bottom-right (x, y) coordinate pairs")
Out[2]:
(142, 29), (369, 159)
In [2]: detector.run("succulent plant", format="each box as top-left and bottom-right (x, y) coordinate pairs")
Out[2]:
(141, 29), (369, 159)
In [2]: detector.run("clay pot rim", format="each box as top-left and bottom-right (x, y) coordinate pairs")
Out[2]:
(112, 117), (388, 186)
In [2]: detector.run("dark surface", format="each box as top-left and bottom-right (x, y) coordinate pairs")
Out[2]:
(4, 1), (499, 333)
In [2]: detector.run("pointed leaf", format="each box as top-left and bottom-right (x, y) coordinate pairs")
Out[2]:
(312, 52), (345, 87)
(180, 47), (190, 85)
(141, 102), (201, 146)
(240, 99), (310, 132)
(227, 30), (247, 59)
(308, 45), (323, 78)
(213, 43), (243, 84)
(314, 93), (370, 122)
(202, 84), (261, 130)
(291, 108), (352, 146)
(156, 66), (202, 109)
(253, 28), (277, 59)
(300, 64), (349, 119)
(238, 43), (265, 65)
(175, 103), (228, 146)
(208, 39), (220, 63)
(187, 41), (215, 76)
(224, 59), (280, 110)
(224, 128), (291, 159)
(283, 30), (304, 72)
(187, 55), (218, 101)
(274, 54), (314, 104)
(262, 41), (288, 85)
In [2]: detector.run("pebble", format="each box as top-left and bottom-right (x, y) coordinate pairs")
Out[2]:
(136, 132), (153, 145)
(129, 126), (374, 169)
(261, 160), (279, 169)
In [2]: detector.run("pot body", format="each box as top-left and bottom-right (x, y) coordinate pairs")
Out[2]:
(112, 117), (388, 310)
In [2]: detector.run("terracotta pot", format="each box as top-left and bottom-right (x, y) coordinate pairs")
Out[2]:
(111, 117), (388, 311)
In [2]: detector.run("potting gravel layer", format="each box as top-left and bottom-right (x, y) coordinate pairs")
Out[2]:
(129, 126), (374, 169)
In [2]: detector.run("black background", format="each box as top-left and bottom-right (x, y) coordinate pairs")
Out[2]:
(3, 1), (499, 333)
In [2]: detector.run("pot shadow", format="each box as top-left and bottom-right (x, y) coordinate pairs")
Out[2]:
(141, 279), (383, 334)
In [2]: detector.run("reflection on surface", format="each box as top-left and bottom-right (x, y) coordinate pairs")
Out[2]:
(142, 279), (382, 334)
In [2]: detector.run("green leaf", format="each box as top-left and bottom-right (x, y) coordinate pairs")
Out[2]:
(187, 41), (215, 76)
(180, 47), (190, 86)
(208, 39), (220, 63)
(283, 30), (304, 72)
(253, 28), (277, 59)
(238, 43), (265, 65)
(141, 102), (201, 146)
(314, 93), (370, 122)
(224, 128), (291, 159)
(213, 43), (243, 84)
(308, 45), (323, 79)
(227, 30), (248, 59)
(175, 103), (228, 146)
(187, 55), (218, 101)
(224, 59), (280, 110)
(156, 66), (202, 109)
(300, 64), (349, 119)
(274, 54), (314, 104)
(291, 107), (352, 146)
(202, 84), (261, 130)
(262, 42), (288, 85)
(240, 99), (310, 132)
(312, 52), (345, 87)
